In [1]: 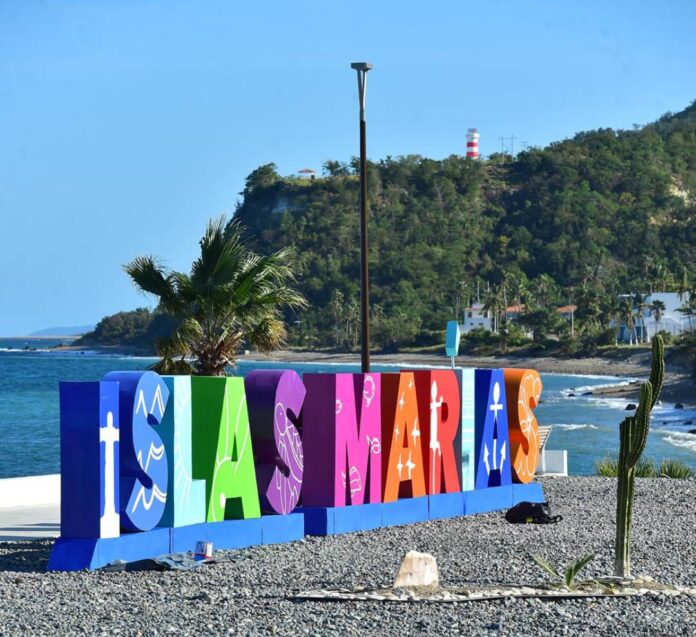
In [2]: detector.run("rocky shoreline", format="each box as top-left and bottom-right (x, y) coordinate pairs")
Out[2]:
(0, 477), (694, 636)
(246, 349), (695, 408)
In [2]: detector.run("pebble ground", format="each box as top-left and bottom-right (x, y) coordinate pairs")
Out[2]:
(1, 477), (695, 636)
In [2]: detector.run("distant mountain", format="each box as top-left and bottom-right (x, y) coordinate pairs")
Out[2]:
(29, 324), (95, 337)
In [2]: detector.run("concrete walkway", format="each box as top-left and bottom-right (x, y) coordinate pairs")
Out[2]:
(0, 504), (60, 541)
(0, 475), (60, 542)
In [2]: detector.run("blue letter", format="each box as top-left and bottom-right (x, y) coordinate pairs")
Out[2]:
(104, 371), (169, 531)
(474, 369), (512, 489)
(58, 381), (120, 538)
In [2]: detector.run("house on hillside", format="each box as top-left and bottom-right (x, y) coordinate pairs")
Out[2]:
(458, 303), (576, 335)
(613, 292), (691, 342)
(505, 304), (525, 321)
(460, 303), (492, 333)
(557, 304), (576, 322)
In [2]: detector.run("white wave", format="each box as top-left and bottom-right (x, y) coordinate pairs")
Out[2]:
(568, 380), (636, 394)
(554, 424), (599, 431)
(658, 431), (696, 453)
(544, 372), (633, 380)
(587, 397), (637, 410)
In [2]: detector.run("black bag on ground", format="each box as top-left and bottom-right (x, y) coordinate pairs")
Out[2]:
(505, 501), (562, 524)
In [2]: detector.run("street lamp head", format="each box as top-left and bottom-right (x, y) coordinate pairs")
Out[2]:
(350, 62), (373, 72)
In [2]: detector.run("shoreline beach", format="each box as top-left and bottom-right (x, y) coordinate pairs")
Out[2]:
(6, 342), (694, 407)
(244, 349), (695, 408)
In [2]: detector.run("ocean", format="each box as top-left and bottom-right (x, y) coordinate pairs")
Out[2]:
(1, 338), (695, 478)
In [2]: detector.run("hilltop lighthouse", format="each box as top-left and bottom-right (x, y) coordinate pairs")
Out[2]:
(466, 128), (480, 159)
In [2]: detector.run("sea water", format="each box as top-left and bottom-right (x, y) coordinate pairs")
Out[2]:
(1, 340), (694, 478)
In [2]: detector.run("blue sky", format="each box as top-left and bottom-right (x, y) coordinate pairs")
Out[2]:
(1, 0), (695, 335)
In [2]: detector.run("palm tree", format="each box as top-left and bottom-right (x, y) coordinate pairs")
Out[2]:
(621, 298), (637, 346)
(677, 300), (695, 333)
(650, 300), (666, 339)
(677, 268), (689, 303)
(634, 293), (649, 343)
(482, 286), (503, 334)
(125, 216), (307, 376)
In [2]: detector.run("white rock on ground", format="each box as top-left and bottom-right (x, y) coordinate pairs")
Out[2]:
(393, 550), (439, 588)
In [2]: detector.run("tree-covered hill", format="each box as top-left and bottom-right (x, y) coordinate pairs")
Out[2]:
(234, 101), (696, 349)
(82, 101), (696, 352)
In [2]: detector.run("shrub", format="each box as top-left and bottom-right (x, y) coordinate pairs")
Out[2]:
(596, 456), (694, 479)
(654, 330), (673, 345)
(596, 456), (619, 476)
(596, 456), (656, 477)
(658, 459), (695, 479)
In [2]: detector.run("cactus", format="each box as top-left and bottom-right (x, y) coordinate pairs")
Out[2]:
(614, 335), (664, 578)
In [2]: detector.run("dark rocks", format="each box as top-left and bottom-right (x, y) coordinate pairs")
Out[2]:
(675, 403), (685, 410)
(626, 403), (637, 410)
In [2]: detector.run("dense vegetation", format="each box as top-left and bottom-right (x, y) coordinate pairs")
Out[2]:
(75, 308), (177, 350)
(83, 101), (696, 354)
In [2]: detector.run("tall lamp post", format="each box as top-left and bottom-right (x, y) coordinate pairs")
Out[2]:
(351, 61), (373, 373)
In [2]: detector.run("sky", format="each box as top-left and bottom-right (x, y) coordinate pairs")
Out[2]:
(1, 1), (695, 335)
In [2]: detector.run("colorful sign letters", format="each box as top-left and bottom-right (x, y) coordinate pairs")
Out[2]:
(50, 366), (543, 570)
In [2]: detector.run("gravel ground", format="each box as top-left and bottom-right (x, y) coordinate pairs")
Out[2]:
(1, 477), (695, 636)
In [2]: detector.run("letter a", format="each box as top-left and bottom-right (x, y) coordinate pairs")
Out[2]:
(381, 372), (426, 502)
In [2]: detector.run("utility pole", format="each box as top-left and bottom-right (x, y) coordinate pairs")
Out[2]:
(350, 62), (373, 373)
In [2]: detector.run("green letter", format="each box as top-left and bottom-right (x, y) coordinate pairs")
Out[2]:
(191, 377), (261, 522)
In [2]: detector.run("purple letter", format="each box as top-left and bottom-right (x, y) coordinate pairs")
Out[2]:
(245, 370), (305, 514)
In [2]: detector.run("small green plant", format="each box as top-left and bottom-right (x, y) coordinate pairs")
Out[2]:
(531, 554), (596, 590)
(659, 459), (696, 479)
(596, 456), (656, 477)
(596, 456), (618, 477)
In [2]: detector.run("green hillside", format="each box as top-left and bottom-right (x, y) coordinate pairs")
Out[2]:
(82, 101), (696, 352)
(235, 101), (696, 349)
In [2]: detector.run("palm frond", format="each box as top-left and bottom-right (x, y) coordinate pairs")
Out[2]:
(531, 555), (560, 580)
(190, 215), (247, 293)
(124, 257), (176, 301)
(563, 554), (595, 588)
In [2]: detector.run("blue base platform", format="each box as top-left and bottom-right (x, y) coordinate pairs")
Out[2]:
(300, 482), (545, 537)
(48, 483), (545, 570)
(48, 513), (305, 571)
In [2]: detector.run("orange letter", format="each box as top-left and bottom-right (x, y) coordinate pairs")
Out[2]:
(503, 369), (543, 483)
(381, 372), (426, 502)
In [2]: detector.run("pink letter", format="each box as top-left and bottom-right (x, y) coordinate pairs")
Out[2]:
(303, 373), (381, 506)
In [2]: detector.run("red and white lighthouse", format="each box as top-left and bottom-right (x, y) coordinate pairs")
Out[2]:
(466, 128), (480, 159)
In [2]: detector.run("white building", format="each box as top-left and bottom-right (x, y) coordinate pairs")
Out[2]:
(615, 292), (691, 343)
(460, 303), (492, 333)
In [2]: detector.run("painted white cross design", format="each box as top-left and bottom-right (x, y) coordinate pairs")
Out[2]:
(487, 381), (506, 474)
(100, 410), (120, 538)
